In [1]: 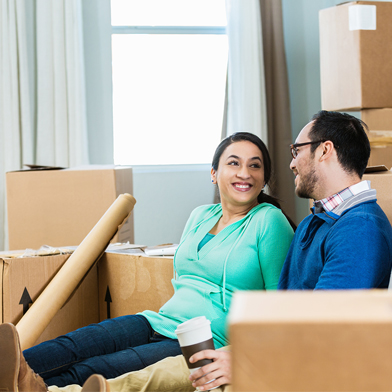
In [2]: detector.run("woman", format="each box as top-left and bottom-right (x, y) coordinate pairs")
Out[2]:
(0, 132), (294, 391)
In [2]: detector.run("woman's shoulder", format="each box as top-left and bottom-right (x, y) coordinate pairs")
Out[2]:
(183, 204), (221, 228)
(189, 204), (221, 220)
(252, 202), (281, 217)
(252, 203), (293, 230)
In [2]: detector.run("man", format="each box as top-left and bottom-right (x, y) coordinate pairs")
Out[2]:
(3, 111), (392, 392)
(279, 110), (392, 289)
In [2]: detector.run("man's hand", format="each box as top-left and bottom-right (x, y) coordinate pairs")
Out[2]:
(188, 350), (231, 391)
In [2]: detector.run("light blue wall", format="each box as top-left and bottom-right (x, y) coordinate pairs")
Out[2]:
(132, 165), (215, 246)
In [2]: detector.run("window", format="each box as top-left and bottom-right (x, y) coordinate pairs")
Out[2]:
(111, 0), (228, 165)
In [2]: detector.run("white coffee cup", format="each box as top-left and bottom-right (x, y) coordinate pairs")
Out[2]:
(175, 316), (217, 390)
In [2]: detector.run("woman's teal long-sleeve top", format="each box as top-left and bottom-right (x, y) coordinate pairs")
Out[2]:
(142, 203), (294, 348)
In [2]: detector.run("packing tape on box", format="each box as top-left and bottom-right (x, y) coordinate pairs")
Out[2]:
(16, 193), (136, 350)
(369, 131), (392, 146)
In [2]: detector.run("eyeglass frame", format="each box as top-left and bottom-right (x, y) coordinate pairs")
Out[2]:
(290, 140), (326, 159)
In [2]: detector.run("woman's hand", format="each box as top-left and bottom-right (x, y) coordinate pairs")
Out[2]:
(188, 350), (231, 391)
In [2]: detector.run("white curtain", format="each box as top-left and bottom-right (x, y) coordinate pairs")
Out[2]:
(225, 0), (268, 144)
(0, 0), (89, 250)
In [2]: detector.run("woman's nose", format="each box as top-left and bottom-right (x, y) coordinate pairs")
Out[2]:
(237, 166), (250, 178)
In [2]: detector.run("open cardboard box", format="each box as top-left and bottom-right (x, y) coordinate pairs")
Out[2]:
(0, 244), (176, 346)
(98, 249), (174, 320)
(0, 250), (99, 346)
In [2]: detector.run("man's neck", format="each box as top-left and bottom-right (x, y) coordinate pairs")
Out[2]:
(316, 175), (361, 201)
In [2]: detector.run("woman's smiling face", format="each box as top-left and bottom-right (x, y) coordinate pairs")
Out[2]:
(211, 140), (265, 210)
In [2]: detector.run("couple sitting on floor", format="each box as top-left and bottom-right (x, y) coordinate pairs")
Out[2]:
(1, 110), (392, 392)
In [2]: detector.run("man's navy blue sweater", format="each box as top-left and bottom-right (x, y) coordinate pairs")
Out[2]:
(278, 199), (392, 290)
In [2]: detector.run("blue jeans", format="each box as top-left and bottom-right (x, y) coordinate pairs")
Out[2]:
(23, 315), (182, 387)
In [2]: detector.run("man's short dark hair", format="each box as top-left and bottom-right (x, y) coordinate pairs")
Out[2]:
(309, 110), (371, 177)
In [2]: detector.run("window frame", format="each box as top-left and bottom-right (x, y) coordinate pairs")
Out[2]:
(111, 26), (226, 35)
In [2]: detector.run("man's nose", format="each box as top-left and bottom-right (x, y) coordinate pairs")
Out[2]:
(290, 157), (296, 171)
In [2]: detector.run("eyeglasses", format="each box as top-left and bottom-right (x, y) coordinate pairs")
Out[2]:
(290, 140), (326, 159)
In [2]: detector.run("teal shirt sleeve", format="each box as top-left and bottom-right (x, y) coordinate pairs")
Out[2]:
(258, 207), (294, 290)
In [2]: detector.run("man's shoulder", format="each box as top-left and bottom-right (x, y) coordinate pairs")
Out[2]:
(340, 199), (391, 225)
(330, 201), (392, 245)
(294, 199), (392, 237)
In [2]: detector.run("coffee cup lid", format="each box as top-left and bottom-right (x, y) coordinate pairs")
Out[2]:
(175, 316), (211, 335)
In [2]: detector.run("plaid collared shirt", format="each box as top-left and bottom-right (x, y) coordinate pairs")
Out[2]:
(314, 180), (371, 212)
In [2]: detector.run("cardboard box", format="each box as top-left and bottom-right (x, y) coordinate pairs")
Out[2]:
(0, 252), (99, 345)
(229, 290), (392, 392)
(98, 250), (174, 320)
(363, 165), (392, 224)
(362, 109), (392, 168)
(6, 165), (134, 250)
(320, 2), (392, 111)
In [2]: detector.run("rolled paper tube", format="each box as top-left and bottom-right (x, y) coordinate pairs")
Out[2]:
(16, 193), (136, 350)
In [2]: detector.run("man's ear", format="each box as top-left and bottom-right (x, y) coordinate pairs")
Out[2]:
(319, 141), (335, 161)
(211, 168), (217, 184)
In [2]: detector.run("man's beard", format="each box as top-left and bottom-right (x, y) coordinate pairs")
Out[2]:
(295, 166), (318, 199)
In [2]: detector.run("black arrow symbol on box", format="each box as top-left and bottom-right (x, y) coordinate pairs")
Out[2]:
(105, 286), (112, 319)
(19, 287), (32, 315)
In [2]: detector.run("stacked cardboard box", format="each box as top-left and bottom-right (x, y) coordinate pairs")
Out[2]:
(6, 165), (134, 250)
(319, 1), (392, 168)
(361, 109), (392, 169)
(320, 1), (392, 111)
(230, 290), (392, 392)
(363, 165), (392, 224)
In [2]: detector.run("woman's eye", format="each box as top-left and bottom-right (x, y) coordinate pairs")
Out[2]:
(228, 161), (239, 166)
(250, 164), (261, 168)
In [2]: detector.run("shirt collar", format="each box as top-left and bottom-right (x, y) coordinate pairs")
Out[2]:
(314, 180), (371, 213)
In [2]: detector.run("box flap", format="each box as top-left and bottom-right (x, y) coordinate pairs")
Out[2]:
(364, 165), (390, 173)
(8, 164), (66, 173)
(24, 164), (66, 170)
(0, 247), (74, 259)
